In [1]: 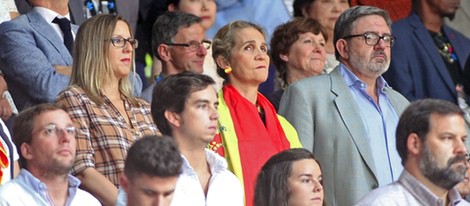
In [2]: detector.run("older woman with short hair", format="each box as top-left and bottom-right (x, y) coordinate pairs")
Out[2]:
(293, 0), (350, 72)
(268, 17), (327, 110)
(210, 20), (302, 206)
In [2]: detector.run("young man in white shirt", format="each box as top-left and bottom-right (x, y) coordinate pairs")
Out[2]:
(151, 72), (244, 206)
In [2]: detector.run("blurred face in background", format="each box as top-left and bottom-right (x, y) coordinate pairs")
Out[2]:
(303, 0), (349, 32)
(281, 32), (327, 78)
(169, 0), (217, 31)
(166, 23), (207, 74)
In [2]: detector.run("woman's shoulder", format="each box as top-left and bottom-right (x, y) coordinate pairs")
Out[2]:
(60, 85), (86, 96)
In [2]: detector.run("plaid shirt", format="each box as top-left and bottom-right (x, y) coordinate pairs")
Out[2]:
(56, 86), (158, 186)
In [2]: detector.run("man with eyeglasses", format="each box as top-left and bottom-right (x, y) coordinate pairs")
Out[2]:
(383, 0), (470, 110)
(357, 99), (470, 205)
(141, 11), (211, 103)
(279, 6), (409, 206)
(0, 103), (100, 205)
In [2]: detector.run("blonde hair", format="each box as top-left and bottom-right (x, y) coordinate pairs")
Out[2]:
(70, 14), (139, 106)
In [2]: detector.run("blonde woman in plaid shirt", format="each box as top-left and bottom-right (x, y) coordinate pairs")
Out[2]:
(56, 14), (158, 206)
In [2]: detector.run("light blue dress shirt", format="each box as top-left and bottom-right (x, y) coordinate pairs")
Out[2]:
(339, 64), (403, 186)
(0, 169), (100, 206)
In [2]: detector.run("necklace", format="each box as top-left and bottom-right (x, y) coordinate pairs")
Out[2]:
(432, 32), (458, 64)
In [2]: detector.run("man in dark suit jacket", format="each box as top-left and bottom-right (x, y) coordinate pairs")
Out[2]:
(383, 0), (470, 107)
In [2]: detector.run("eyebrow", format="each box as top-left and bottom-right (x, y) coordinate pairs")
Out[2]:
(298, 174), (313, 178)
(242, 40), (267, 46)
(192, 99), (218, 105)
(298, 173), (323, 179)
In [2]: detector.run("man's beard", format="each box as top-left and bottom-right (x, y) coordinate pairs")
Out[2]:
(349, 50), (389, 77)
(419, 143), (467, 190)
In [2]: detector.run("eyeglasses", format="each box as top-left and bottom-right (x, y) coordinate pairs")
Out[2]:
(110, 37), (139, 49)
(34, 123), (76, 137)
(343, 32), (396, 47)
(165, 39), (212, 51)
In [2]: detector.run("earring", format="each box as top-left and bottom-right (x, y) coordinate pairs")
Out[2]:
(224, 66), (232, 74)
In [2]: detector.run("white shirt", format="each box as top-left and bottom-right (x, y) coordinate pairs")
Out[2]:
(356, 170), (470, 206)
(171, 149), (244, 206)
(33, 7), (74, 42)
(116, 149), (244, 206)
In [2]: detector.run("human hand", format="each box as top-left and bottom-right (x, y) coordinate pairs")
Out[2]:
(0, 97), (12, 121)
(0, 75), (8, 94)
(54, 65), (72, 76)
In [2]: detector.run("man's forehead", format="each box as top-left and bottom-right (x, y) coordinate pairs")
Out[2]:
(351, 15), (390, 33)
(175, 23), (205, 40)
(33, 110), (72, 127)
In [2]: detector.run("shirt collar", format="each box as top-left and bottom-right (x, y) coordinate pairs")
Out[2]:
(180, 149), (227, 175)
(17, 168), (81, 192)
(34, 7), (71, 23)
(338, 63), (390, 92)
(399, 170), (464, 205)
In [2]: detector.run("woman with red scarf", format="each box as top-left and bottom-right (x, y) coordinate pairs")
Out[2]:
(209, 20), (302, 206)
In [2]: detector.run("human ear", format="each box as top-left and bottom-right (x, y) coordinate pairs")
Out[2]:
(164, 110), (181, 128)
(158, 44), (171, 62)
(279, 53), (289, 62)
(336, 39), (349, 60)
(21, 143), (32, 161)
(407, 133), (421, 156)
(216, 56), (230, 69)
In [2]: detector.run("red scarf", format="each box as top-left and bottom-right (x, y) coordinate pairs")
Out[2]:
(0, 141), (8, 183)
(223, 85), (291, 206)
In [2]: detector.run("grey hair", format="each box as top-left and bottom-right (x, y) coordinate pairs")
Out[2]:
(212, 20), (266, 82)
(151, 11), (202, 60)
(333, 6), (392, 59)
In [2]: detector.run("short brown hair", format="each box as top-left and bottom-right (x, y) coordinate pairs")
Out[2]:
(13, 103), (65, 169)
(270, 17), (327, 87)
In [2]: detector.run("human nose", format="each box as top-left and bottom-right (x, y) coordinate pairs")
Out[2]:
(313, 180), (323, 193)
(331, 0), (344, 12)
(455, 138), (468, 155)
(211, 106), (219, 120)
(201, 0), (208, 10)
(196, 44), (208, 56)
(254, 48), (267, 60)
(57, 128), (73, 144)
(373, 38), (387, 50)
(123, 40), (134, 52)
